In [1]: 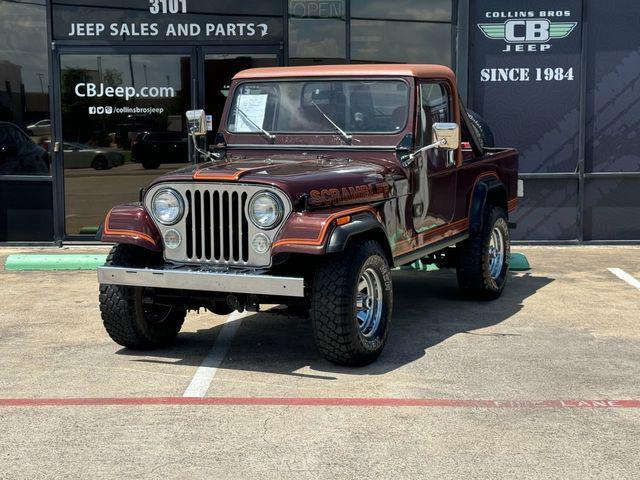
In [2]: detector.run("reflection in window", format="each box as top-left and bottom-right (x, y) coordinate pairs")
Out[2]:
(204, 54), (279, 137)
(0, 0), (50, 175)
(289, 19), (346, 64)
(351, 20), (451, 65)
(227, 80), (409, 134)
(351, 0), (452, 22)
(59, 54), (191, 235)
(288, 1), (345, 65)
(0, 122), (50, 175)
(418, 83), (450, 146)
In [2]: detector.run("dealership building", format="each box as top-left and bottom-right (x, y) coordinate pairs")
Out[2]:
(0, 0), (638, 244)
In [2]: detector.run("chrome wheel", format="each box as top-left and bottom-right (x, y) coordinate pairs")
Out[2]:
(488, 225), (505, 279)
(355, 267), (384, 338)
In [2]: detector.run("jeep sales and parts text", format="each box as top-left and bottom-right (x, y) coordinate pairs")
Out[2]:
(67, 0), (269, 38)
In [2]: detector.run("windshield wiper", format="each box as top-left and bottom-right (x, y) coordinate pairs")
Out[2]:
(311, 101), (358, 143)
(235, 106), (275, 143)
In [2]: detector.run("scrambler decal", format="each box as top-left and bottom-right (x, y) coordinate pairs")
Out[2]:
(309, 183), (391, 207)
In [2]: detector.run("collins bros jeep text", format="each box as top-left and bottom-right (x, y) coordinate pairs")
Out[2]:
(97, 65), (519, 366)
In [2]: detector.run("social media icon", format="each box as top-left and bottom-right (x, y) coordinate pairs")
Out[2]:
(89, 106), (96, 114)
(96, 106), (104, 114)
(105, 106), (113, 114)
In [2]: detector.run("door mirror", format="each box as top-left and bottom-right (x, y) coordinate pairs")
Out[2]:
(432, 122), (459, 150)
(186, 109), (207, 136)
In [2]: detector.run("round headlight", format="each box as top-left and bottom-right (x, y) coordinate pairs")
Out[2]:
(152, 188), (184, 225)
(249, 191), (283, 229)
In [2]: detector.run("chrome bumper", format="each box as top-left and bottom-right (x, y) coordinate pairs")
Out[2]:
(97, 265), (305, 297)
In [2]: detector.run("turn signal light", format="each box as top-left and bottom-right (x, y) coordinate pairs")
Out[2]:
(336, 215), (351, 226)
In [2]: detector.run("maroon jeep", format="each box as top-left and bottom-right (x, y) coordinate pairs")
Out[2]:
(97, 64), (519, 366)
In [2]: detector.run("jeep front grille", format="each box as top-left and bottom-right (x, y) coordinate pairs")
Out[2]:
(184, 189), (249, 263)
(145, 183), (291, 268)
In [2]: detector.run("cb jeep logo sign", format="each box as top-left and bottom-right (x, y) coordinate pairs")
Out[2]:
(478, 19), (577, 52)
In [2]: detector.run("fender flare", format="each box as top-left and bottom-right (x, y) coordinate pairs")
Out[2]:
(99, 203), (162, 252)
(326, 213), (392, 263)
(469, 178), (507, 235)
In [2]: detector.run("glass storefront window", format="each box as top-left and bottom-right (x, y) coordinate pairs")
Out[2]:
(351, 20), (452, 65)
(351, 0), (452, 22)
(0, 0), (51, 176)
(59, 54), (191, 235)
(288, 0), (346, 65)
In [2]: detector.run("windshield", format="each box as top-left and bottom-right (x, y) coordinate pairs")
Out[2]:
(227, 79), (409, 135)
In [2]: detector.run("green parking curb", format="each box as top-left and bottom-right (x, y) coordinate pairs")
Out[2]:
(398, 261), (439, 271)
(3, 252), (530, 272)
(78, 226), (99, 235)
(509, 252), (531, 271)
(400, 252), (530, 272)
(4, 254), (108, 271)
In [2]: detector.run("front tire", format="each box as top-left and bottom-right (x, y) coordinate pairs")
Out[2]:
(311, 240), (393, 366)
(456, 206), (510, 299)
(91, 155), (109, 170)
(99, 245), (186, 349)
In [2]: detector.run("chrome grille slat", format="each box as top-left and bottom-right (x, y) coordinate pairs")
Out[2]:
(238, 193), (244, 262)
(229, 192), (238, 260)
(147, 183), (291, 268)
(199, 190), (206, 261)
(219, 191), (226, 261)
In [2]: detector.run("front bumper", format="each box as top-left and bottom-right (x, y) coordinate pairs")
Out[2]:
(97, 265), (305, 297)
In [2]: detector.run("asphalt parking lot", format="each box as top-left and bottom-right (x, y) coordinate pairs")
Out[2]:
(1, 246), (639, 479)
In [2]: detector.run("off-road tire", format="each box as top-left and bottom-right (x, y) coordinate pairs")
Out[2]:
(456, 206), (510, 300)
(99, 244), (186, 349)
(311, 239), (393, 366)
(467, 109), (495, 150)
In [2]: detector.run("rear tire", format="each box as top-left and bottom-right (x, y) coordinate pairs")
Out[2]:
(99, 245), (186, 349)
(311, 239), (393, 366)
(456, 206), (510, 300)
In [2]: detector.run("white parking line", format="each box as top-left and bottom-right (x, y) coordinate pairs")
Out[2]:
(608, 268), (640, 290)
(183, 310), (246, 398)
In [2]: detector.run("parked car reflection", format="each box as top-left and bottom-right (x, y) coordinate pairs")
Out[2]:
(25, 119), (51, 137)
(62, 142), (125, 170)
(131, 131), (188, 169)
(0, 122), (50, 175)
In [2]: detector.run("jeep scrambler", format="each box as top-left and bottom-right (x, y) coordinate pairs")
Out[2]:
(97, 64), (519, 366)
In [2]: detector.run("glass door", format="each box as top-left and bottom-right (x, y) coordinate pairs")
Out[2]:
(52, 47), (280, 239)
(55, 50), (193, 237)
(200, 49), (281, 146)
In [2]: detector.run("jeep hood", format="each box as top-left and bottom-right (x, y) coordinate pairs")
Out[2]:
(152, 152), (405, 208)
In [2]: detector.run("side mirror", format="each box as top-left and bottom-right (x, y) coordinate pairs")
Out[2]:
(186, 109), (207, 136)
(432, 122), (460, 150)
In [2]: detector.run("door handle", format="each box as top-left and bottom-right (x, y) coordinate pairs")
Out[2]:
(53, 141), (61, 153)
